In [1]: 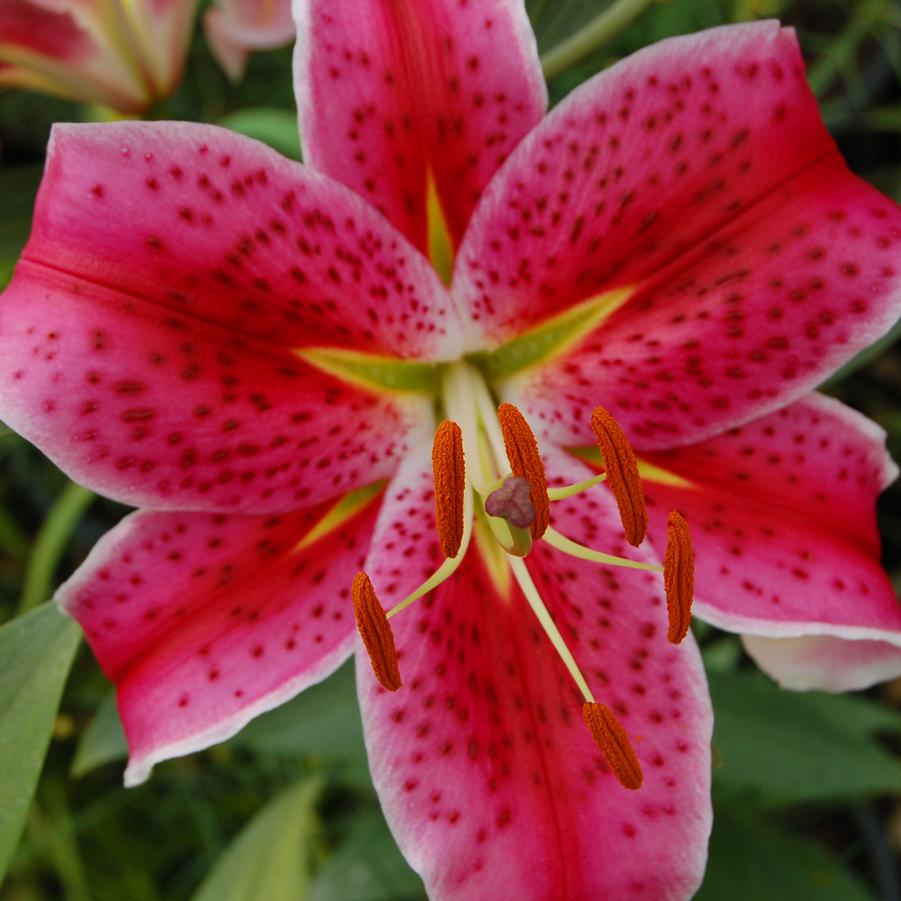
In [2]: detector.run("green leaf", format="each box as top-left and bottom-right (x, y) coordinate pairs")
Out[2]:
(311, 808), (425, 901)
(219, 108), (302, 161)
(191, 778), (322, 901)
(70, 689), (126, 779)
(70, 662), (371, 783)
(697, 808), (874, 901)
(233, 661), (371, 787)
(0, 604), (81, 880)
(0, 165), (42, 290)
(709, 670), (901, 808)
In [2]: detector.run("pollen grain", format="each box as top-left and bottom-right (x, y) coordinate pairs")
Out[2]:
(497, 403), (549, 539)
(664, 510), (694, 644)
(432, 420), (466, 558)
(589, 406), (648, 547)
(582, 702), (643, 790)
(352, 572), (403, 691)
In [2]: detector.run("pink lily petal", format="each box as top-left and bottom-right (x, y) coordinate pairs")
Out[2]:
(204, 0), (295, 81)
(18, 122), (458, 358)
(633, 393), (901, 686)
(457, 22), (901, 448)
(294, 0), (546, 255)
(742, 635), (901, 693)
(0, 122), (456, 512)
(56, 489), (383, 785)
(358, 448), (711, 898)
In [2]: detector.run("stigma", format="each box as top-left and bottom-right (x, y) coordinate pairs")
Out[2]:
(352, 361), (695, 790)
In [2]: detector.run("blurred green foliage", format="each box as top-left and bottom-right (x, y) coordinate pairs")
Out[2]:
(0, 0), (900, 898)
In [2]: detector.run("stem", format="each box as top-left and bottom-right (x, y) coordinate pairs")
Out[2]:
(28, 781), (91, 901)
(806, 0), (885, 97)
(541, 0), (659, 80)
(17, 483), (94, 615)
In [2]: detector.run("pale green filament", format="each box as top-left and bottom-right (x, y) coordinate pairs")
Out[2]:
(543, 526), (662, 573)
(387, 474), (475, 619)
(547, 472), (607, 500)
(508, 556), (595, 703)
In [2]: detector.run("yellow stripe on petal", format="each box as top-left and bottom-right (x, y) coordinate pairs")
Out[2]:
(569, 446), (694, 489)
(638, 460), (695, 489)
(297, 346), (443, 394)
(469, 285), (634, 381)
(427, 172), (455, 286)
(295, 481), (385, 552)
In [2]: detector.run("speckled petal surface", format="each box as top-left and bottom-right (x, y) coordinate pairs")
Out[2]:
(358, 448), (711, 899)
(742, 635), (901, 693)
(457, 22), (901, 448)
(634, 394), (901, 659)
(0, 121), (452, 512)
(294, 0), (546, 255)
(56, 488), (383, 785)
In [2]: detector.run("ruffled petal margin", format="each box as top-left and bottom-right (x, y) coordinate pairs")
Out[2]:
(635, 393), (901, 690)
(742, 634), (901, 693)
(56, 486), (383, 785)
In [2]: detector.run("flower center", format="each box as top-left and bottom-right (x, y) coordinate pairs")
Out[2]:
(352, 360), (695, 790)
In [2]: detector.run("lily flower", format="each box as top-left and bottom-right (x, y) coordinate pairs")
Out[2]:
(0, 0), (198, 113)
(1, 4), (900, 896)
(204, 0), (295, 81)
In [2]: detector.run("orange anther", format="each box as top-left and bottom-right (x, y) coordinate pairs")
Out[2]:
(582, 702), (643, 790)
(352, 572), (402, 691)
(497, 403), (549, 540)
(664, 510), (694, 644)
(432, 420), (466, 558)
(589, 406), (647, 547)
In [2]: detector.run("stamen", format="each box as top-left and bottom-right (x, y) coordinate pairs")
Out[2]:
(432, 420), (466, 558)
(582, 702), (643, 790)
(664, 511), (694, 644)
(589, 406), (648, 547)
(352, 572), (402, 691)
(497, 403), (550, 540)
